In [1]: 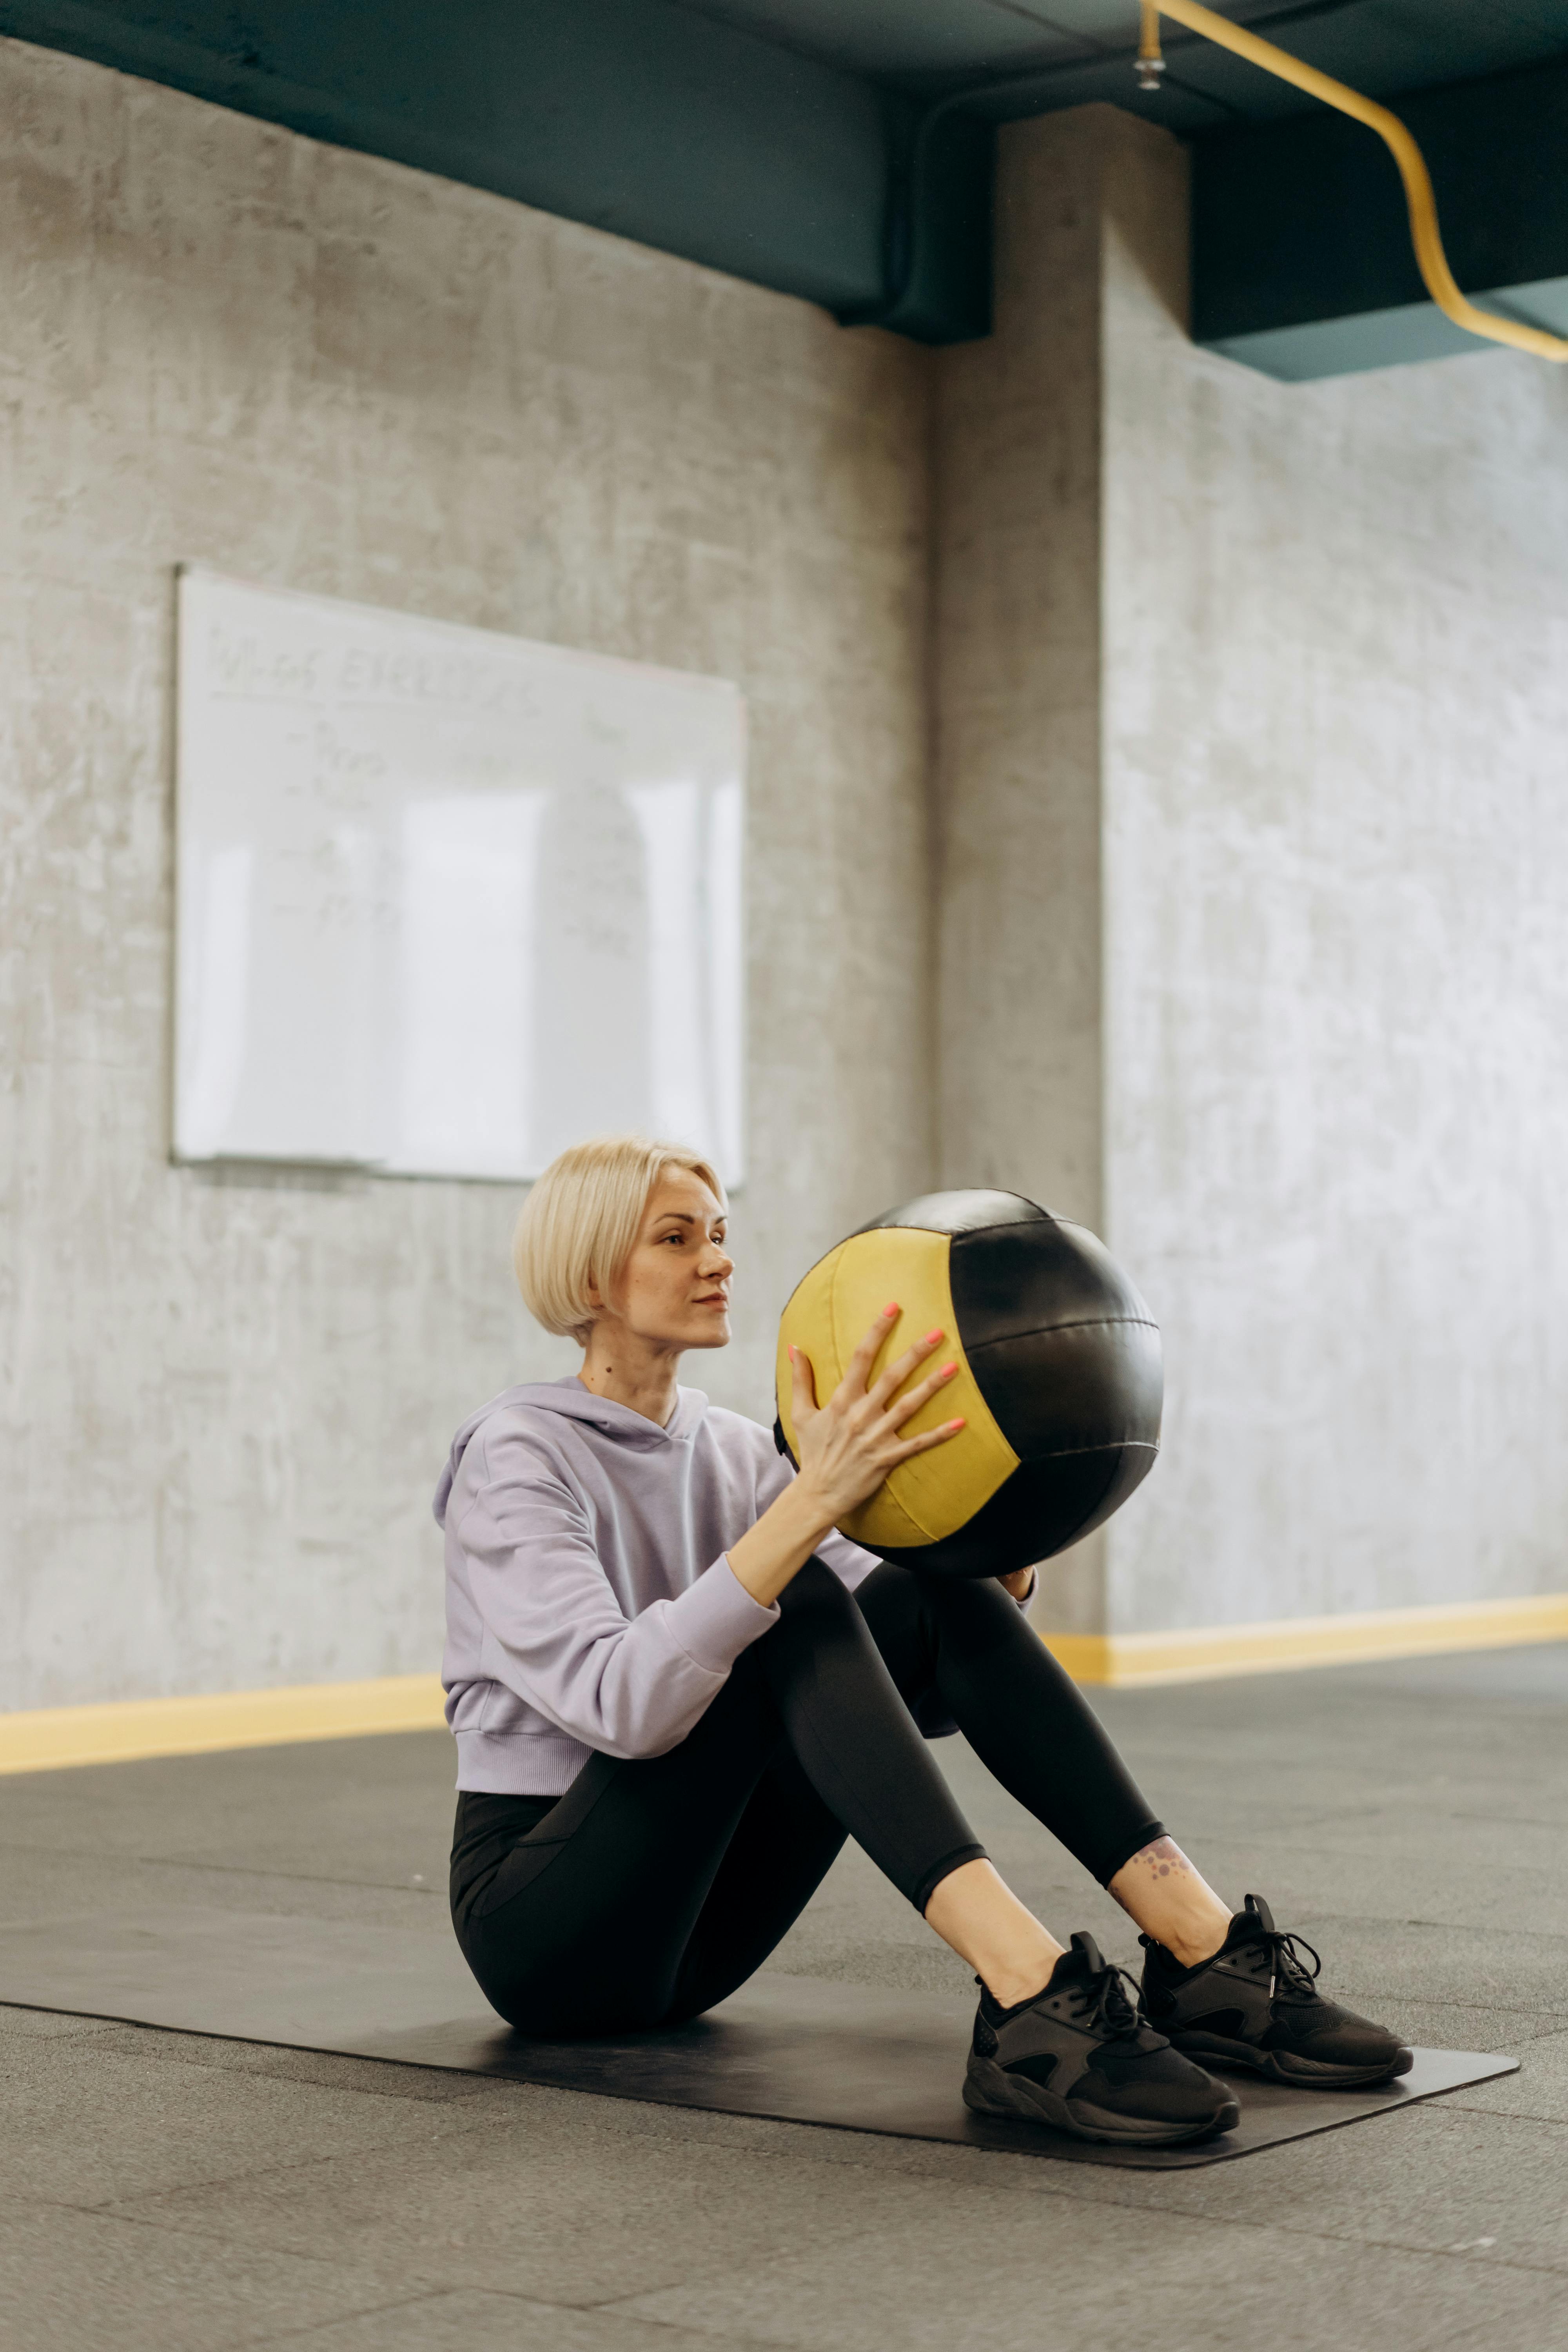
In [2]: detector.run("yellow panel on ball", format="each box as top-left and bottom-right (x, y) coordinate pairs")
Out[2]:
(775, 1226), (1018, 1552)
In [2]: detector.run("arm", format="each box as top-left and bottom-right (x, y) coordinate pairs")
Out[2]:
(453, 1432), (778, 1759)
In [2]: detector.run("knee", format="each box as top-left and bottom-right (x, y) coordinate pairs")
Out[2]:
(776, 1554), (859, 1626)
(910, 1567), (1029, 1655)
(770, 1556), (872, 1666)
(918, 1569), (1007, 1613)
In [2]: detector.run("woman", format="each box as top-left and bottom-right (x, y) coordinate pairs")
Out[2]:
(439, 1136), (1409, 2147)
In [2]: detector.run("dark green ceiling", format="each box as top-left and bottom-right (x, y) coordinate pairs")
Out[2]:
(3, 0), (1566, 375)
(697, 0), (1568, 125)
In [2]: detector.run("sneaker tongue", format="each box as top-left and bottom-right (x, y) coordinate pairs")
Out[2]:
(1067, 1930), (1107, 1976)
(1242, 1894), (1277, 1936)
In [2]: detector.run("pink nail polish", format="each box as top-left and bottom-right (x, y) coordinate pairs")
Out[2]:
(883, 1302), (900, 1317)
(924, 1327), (943, 1345)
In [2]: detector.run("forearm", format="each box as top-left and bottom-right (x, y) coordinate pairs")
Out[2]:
(727, 1479), (839, 1607)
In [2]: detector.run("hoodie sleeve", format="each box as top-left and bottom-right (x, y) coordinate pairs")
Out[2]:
(450, 1432), (780, 1761)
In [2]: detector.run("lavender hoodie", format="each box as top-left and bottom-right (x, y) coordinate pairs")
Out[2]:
(436, 1376), (882, 1795)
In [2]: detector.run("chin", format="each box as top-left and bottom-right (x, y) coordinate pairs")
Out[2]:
(684, 1320), (732, 1351)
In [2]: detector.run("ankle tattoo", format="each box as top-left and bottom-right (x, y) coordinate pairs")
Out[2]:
(1111, 1837), (1194, 1914)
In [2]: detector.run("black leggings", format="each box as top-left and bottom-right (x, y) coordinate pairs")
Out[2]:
(450, 1559), (1163, 2036)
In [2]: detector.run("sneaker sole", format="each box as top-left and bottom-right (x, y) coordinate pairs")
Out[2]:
(963, 2055), (1240, 2146)
(1167, 2032), (1415, 2089)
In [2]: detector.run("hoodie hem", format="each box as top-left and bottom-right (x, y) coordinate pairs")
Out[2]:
(455, 1730), (594, 1797)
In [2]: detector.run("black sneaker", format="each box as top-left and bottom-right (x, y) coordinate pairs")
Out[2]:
(962, 1931), (1240, 2146)
(1139, 1895), (1413, 2088)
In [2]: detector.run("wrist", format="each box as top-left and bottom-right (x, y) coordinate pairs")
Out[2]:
(779, 1475), (838, 1547)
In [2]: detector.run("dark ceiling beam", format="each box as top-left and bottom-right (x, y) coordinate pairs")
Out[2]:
(8, 2), (1566, 379)
(0, 0), (993, 342)
(1192, 56), (1568, 378)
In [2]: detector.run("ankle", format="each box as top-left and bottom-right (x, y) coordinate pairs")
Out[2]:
(1159, 1918), (1229, 1971)
(923, 1859), (1066, 2007)
(982, 1955), (1057, 2011)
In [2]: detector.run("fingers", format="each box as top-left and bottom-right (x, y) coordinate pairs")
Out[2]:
(890, 1416), (966, 1462)
(866, 1324), (950, 1411)
(787, 1344), (820, 1418)
(883, 1359), (960, 1430)
(838, 1304), (901, 1399)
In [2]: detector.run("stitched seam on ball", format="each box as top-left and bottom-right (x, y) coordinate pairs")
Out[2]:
(833, 1242), (940, 1545)
(964, 1316), (1158, 1351)
(896, 1234), (946, 1542)
(1023, 1441), (1160, 1459)
(939, 1213), (1050, 1238)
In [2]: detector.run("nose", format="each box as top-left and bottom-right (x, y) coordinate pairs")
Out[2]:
(702, 1246), (734, 1283)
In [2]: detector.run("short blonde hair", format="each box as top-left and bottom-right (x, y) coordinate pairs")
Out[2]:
(514, 1135), (727, 1342)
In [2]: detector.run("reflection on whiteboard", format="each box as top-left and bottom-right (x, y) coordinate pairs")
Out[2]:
(174, 569), (746, 1181)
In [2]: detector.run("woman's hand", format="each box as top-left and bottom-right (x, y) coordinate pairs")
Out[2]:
(726, 1305), (966, 1610)
(789, 1304), (964, 1527)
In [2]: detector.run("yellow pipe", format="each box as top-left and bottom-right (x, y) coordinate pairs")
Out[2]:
(1138, 0), (1568, 364)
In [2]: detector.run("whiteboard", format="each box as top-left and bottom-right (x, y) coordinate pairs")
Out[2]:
(174, 569), (746, 1182)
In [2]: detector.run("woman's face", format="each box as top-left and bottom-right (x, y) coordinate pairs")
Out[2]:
(592, 1170), (733, 1352)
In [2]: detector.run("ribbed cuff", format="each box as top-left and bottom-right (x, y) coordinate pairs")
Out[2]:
(664, 1554), (780, 1675)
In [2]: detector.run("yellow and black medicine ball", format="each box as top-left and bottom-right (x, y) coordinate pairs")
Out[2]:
(774, 1190), (1162, 1579)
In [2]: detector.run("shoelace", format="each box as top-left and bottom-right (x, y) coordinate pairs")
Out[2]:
(1069, 1961), (1146, 2040)
(1251, 1924), (1323, 2000)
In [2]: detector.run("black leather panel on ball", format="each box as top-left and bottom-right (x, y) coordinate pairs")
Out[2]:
(855, 1190), (1048, 1238)
(965, 1321), (1164, 1460)
(948, 1216), (1153, 1348)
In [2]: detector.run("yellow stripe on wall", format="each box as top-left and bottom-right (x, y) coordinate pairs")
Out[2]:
(3, 1592), (1566, 1774)
(1041, 1592), (1568, 1687)
(0, 1673), (447, 1776)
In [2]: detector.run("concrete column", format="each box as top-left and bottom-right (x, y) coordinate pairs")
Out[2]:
(932, 106), (1185, 1637)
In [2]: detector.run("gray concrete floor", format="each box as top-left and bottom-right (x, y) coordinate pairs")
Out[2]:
(2, 1646), (1566, 2352)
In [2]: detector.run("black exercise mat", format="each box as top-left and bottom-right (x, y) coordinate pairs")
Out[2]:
(0, 1906), (1516, 2170)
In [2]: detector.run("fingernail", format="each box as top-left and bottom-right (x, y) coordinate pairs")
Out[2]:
(940, 1361), (957, 1377)
(924, 1327), (943, 1345)
(883, 1302), (900, 1317)
(948, 1416), (966, 1431)
(787, 1344), (796, 1361)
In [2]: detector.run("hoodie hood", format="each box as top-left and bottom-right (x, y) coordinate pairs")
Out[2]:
(433, 1376), (710, 1524)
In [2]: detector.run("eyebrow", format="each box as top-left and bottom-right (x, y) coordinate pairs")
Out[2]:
(651, 1212), (724, 1229)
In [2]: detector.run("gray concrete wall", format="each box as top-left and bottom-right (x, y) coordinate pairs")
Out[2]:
(938, 106), (1568, 1640)
(1100, 109), (1568, 1635)
(0, 36), (935, 1710)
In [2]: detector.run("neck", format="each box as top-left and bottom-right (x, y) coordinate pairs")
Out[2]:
(578, 1323), (682, 1426)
